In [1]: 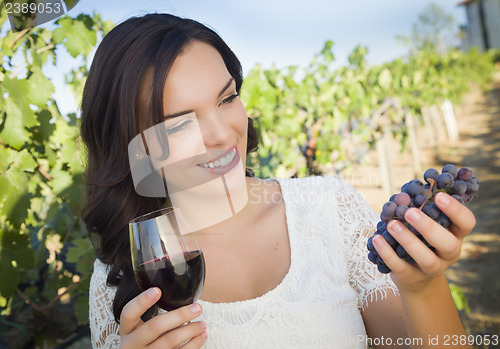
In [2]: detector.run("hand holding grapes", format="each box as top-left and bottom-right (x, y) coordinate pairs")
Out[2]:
(118, 288), (207, 349)
(372, 191), (476, 293)
(368, 164), (478, 293)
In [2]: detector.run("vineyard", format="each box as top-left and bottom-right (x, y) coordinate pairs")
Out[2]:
(0, 8), (499, 349)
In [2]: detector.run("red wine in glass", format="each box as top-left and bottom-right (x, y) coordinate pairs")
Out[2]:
(135, 250), (205, 311)
(129, 207), (205, 311)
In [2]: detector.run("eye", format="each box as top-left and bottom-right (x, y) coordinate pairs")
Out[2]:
(220, 93), (239, 106)
(167, 119), (193, 135)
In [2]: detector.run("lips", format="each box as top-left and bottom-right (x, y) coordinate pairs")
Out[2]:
(196, 146), (240, 175)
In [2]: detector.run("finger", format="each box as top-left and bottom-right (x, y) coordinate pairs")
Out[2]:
(181, 331), (209, 349)
(434, 192), (476, 238)
(388, 220), (443, 275)
(403, 208), (461, 261)
(136, 303), (203, 345)
(372, 234), (417, 275)
(120, 287), (161, 335)
(148, 321), (206, 349)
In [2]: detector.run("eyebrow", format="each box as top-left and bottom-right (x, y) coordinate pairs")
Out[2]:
(164, 77), (235, 119)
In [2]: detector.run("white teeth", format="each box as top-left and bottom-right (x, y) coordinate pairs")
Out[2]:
(198, 149), (236, 169)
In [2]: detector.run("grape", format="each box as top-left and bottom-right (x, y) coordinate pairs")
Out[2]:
(424, 168), (439, 184)
(413, 194), (427, 207)
(462, 193), (475, 202)
(401, 183), (408, 192)
(457, 167), (473, 181)
(442, 164), (458, 178)
(394, 192), (411, 206)
(368, 164), (479, 274)
(436, 173), (454, 190)
(382, 201), (397, 217)
(451, 194), (464, 204)
(377, 264), (391, 274)
(466, 177), (479, 194)
(382, 230), (398, 246)
(407, 179), (425, 196)
(368, 251), (378, 264)
(376, 221), (387, 231)
(423, 202), (440, 220)
(396, 205), (408, 219)
(452, 180), (467, 195)
(437, 213), (451, 228)
(396, 245), (409, 259)
(380, 213), (392, 223)
(367, 236), (375, 253)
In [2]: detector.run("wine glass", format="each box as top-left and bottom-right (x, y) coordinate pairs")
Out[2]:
(129, 207), (205, 311)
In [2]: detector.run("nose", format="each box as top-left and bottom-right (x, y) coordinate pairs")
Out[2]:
(199, 111), (232, 149)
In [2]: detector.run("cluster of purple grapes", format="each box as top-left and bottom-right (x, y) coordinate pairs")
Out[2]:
(367, 164), (480, 274)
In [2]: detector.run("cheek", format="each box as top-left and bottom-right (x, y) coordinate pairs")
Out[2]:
(233, 102), (248, 136)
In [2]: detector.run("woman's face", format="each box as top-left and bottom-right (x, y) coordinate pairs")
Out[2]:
(137, 40), (249, 197)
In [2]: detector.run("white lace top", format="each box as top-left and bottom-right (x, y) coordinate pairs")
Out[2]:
(89, 176), (399, 348)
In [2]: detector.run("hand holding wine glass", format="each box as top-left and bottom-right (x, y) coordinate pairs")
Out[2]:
(129, 207), (205, 311)
(118, 207), (207, 348)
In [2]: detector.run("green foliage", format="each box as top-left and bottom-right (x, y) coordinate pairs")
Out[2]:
(243, 43), (495, 178)
(450, 284), (470, 313)
(0, 6), (114, 345)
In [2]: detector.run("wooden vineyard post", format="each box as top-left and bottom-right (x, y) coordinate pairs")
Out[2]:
(405, 111), (422, 177)
(421, 107), (438, 157)
(376, 130), (395, 197)
(441, 99), (459, 141)
(429, 104), (447, 144)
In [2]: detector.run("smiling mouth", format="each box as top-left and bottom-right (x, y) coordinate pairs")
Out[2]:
(196, 146), (237, 169)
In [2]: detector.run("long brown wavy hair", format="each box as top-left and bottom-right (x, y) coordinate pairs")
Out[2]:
(80, 13), (259, 322)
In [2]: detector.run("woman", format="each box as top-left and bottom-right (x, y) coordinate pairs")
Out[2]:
(81, 13), (476, 348)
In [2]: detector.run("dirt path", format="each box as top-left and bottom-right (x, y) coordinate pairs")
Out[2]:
(438, 71), (500, 348)
(349, 70), (500, 348)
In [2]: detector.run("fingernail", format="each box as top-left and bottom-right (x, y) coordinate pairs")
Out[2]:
(147, 288), (159, 299)
(372, 234), (383, 246)
(201, 331), (208, 339)
(199, 321), (206, 329)
(190, 303), (201, 313)
(437, 193), (451, 207)
(406, 209), (421, 223)
(389, 221), (403, 234)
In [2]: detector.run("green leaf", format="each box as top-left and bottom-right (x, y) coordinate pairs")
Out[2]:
(0, 147), (16, 173)
(50, 168), (73, 195)
(28, 67), (55, 106)
(74, 295), (89, 325)
(377, 68), (392, 90)
(0, 257), (19, 297)
(53, 16), (97, 58)
(16, 149), (37, 173)
(0, 166), (30, 228)
(32, 109), (56, 142)
(0, 99), (32, 148)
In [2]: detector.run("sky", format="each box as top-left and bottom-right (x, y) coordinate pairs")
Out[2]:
(8, 0), (468, 116)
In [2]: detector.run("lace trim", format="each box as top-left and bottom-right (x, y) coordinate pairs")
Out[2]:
(89, 259), (120, 348)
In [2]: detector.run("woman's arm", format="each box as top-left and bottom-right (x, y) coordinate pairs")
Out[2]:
(362, 192), (475, 349)
(362, 276), (467, 349)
